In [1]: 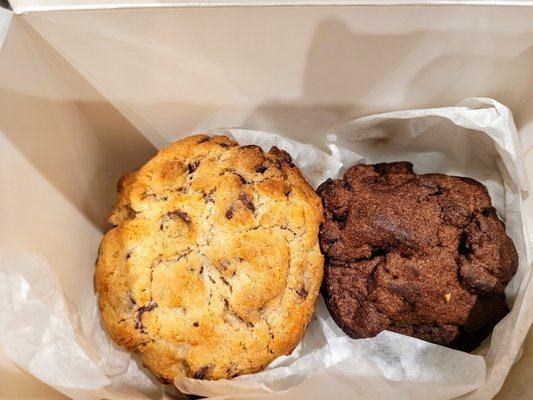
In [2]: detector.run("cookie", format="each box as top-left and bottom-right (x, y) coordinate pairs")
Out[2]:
(95, 135), (324, 382)
(318, 162), (518, 351)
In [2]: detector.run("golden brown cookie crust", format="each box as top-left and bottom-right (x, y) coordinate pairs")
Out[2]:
(95, 135), (324, 382)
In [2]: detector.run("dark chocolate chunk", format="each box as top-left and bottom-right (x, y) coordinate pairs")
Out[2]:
(134, 302), (158, 333)
(187, 160), (201, 174)
(225, 208), (234, 219)
(239, 193), (255, 213)
(193, 366), (209, 379)
(296, 287), (308, 299)
(160, 210), (191, 230)
(255, 164), (268, 174)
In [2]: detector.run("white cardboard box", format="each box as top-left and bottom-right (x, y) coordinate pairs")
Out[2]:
(1, 2), (532, 399)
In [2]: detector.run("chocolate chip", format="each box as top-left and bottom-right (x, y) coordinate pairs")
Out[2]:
(126, 250), (133, 260)
(234, 173), (247, 184)
(218, 142), (231, 148)
(187, 160), (200, 174)
(341, 179), (351, 190)
(134, 302), (158, 332)
(161, 210), (191, 229)
(458, 232), (470, 256)
(218, 259), (230, 270)
(204, 190), (215, 203)
(296, 287), (308, 299)
(125, 205), (138, 219)
(225, 207), (234, 219)
(193, 366), (209, 379)
(255, 164), (267, 174)
(244, 319), (254, 328)
(170, 210), (191, 223)
(332, 209), (348, 229)
(197, 136), (210, 144)
(241, 144), (262, 151)
(332, 209), (348, 223)
(221, 276), (232, 291)
(269, 146), (294, 166)
(481, 208), (494, 217)
(138, 302), (157, 313)
(126, 293), (137, 311)
(142, 191), (165, 201)
(239, 193), (255, 212)
(193, 321), (199, 327)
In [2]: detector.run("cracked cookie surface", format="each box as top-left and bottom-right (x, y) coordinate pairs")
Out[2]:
(95, 135), (324, 381)
(318, 162), (517, 351)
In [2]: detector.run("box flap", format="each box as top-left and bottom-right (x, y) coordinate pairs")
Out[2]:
(8, 0), (533, 14)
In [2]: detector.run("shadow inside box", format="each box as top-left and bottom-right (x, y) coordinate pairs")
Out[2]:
(0, 86), (157, 233)
(0, 22), (158, 233)
(243, 18), (533, 135)
(406, 44), (533, 112)
(241, 18), (425, 140)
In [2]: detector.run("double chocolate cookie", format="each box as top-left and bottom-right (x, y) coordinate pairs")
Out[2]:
(318, 162), (518, 351)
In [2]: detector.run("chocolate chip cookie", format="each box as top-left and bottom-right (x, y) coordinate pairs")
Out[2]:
(95, 135), (324, 381)
(318, 162), (517, 351)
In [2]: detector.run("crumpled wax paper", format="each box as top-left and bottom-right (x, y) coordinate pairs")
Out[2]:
(1, 98), (531, 400)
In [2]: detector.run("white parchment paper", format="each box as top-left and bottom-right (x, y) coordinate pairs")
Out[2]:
(1, 98), (531, 400)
